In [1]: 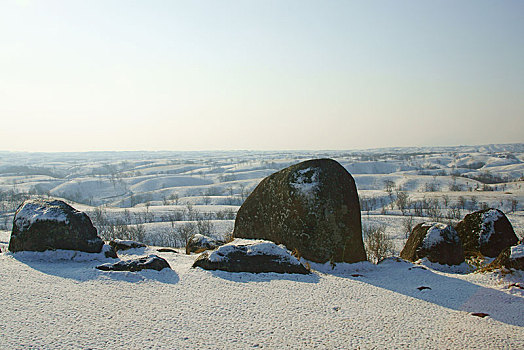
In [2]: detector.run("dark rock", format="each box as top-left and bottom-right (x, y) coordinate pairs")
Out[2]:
(417, 286), (431, 291)
(508, 283), (523, 289)
(455, 208), (518, 257)
(9, 199), (103, 253)
(157, 248), (178, 253)
(486, 241), (524, 271)
(186, 234), (224, 254)
(96, 255), (170, 272)
(193, 239), (310, 274)
(408, 266), (428, 271)
(109, 239), (146, 252)
(233, 159), (366, 263)
(471, 313), (489, 318)
(400, 223), (465, 265)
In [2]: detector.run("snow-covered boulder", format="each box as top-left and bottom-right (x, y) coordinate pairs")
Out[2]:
(400, 223), (464, 265)
(185, 233), (224, 254)
(455, 208), (518, 257)
(487, 241), (524, 271)
(193, 239), (310, 274)
(233, 159), (366, 263)
(9, 199), (104, 254)
(96, 255), (170, 272)
(109, 239), (146, 252)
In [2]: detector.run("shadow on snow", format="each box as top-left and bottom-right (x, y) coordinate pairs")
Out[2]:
(318, 258), (524, 327)
(10, 251), (179, 285)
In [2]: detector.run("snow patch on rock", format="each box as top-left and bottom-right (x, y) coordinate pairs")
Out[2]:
(479, 209), (503, 245)
(291, 167), (319, 196)
(14, 200), (69, 229)
(421, 223), (457, 249)
(510, 244), (524, 260)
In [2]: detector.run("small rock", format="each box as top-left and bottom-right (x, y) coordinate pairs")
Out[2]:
(96, 255), (170, 272)
(471, 312), (489, 318)
(417, 286), (431, 291)
(157, 248), (178, 253)
(109, 239), (146, 252)
(186, 234), (224, 254)
(351, 274), (363, 277)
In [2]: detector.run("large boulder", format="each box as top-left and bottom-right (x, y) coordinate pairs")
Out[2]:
(96, 255), (171, 272)
(186, 233), (224, 254)
(400, 223), (464, 265)
(233, 159), (366, 263)
(455, 208), (518, 257)
(487, 241), (524, 271)
(9, 199), (103, 253)
(193, 239), (310, 274)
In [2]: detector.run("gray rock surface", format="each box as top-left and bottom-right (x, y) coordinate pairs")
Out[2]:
(455, 208), (518, 257)
(233, 159), (366, 263)
(400, 223), (464, 265)
(96, 255), (171, 272)
(9, 199), (103, 253)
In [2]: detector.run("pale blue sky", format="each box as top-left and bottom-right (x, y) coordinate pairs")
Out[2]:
(1, 0), (523, 151)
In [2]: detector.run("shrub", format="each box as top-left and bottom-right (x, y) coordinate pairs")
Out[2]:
(363, 224), (394, 264)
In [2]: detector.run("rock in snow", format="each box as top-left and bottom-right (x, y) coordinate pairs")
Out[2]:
(109, 239), (146, 252)
(185, 233), (224, 254)
(193, 239), (310, 274)
(487, 241), (524, 271)
(96, 255), (171, 272)
(400, 223), (464, 266)
(455, 208), (518, 257)
(9, 199), (104, 253)
(233, 159), (366, 263)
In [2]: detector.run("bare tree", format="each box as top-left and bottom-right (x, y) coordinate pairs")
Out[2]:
(176, 223), (197, 251)
(402, 216), (415, 239)
(384, 180), (395, 195)
(396, 191), (410, 215)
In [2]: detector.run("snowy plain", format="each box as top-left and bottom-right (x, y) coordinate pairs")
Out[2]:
(0, 144), (523, 348)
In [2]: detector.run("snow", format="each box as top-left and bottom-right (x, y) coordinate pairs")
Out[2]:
(510, 244), (524, 260)
(291, 167), (319, 196)
(189, 233), (216, 246)
(208, 239), (301, 265)
(14, 199), (69, 229)
(479, 209), (503, 245)
(0, 243), (522, 349)
(421, 223), (456, 249)
(112, 239), (143, 246)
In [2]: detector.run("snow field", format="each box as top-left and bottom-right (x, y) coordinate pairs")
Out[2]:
(0, 238), (522, 349)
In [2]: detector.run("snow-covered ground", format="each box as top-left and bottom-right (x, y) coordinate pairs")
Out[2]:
(1, 145), (524, 348)
(0, 232), (522, 349)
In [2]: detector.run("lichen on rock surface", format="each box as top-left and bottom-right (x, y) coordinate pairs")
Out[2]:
(8, 198), (104, 253)
(233, 159), (366, 263)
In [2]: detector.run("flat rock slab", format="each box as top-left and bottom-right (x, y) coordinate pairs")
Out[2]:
(109, 239), (146, 251)
(193, 239), (310, 274)
(186, 234), (224, 254)
(96, 255), (171, 272)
